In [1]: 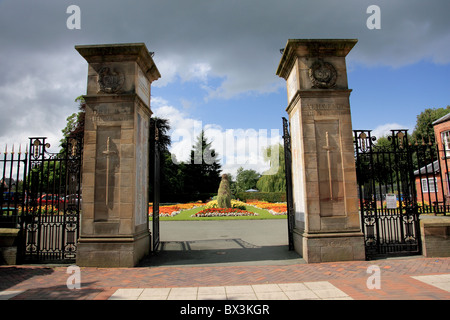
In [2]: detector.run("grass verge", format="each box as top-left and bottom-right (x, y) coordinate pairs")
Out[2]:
(154, 205), (287, 221)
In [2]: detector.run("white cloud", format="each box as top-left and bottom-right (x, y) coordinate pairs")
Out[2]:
(152, 58), (179, 88)
(371, 123), (412, 140)
(184, 63), (211, 83)
(152, 98), (282, 176)
(0, 47), (85, 152)
(1, 0), (449, 161)
(207, 127), (282, 177)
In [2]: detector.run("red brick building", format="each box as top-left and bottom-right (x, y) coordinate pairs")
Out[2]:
(415, 113), (450, 205)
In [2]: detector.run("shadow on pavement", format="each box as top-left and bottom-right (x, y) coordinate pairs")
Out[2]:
(138, 238), (305, 267)
(0, 266), (54, 291)
(8, 282), (103, 300)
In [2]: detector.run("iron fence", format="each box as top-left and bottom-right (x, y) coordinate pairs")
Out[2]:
(1, 145), (27, 228)
(354, 129), (450, 259)
(1, 137), (82, 263)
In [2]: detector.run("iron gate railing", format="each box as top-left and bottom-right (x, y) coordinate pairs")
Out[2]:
(283, 117), (295, 251)
(1, 145), (28, 228)
(353, 129), (450, 259)
(149, 119), (160, 252)
(1, 137), (82, 263)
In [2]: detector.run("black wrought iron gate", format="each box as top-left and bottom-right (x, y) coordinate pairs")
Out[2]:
(354, 130), (422, 260)
(282, 117), (295, 251)
(149, 119), (160, 252)
(10, 137), (83, 263)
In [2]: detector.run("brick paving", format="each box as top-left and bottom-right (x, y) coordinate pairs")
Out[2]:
(0, 257), (449, 301)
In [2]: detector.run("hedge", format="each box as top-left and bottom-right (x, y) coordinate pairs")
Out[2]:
(159, 193), (216, 204)
(155, 192), (287, 204)
(235, 192), (286, 203)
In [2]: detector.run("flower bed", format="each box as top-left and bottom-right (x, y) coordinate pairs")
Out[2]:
(204, 199), (247, 210)
(192, 207), (258, 217)
(148, 201), (202, 217)
(246, 200), (287, 215)
(15, 205), (62, 215)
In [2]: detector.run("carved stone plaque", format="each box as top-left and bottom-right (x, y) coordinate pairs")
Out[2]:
(98, 67), (125, 94)
(314, 120), (345, 216)
(309, 60), (337, 89)
(94, 126), (121, 221)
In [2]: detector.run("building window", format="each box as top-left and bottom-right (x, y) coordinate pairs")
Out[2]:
(442, 131), (450, 156)
(422, 178), (438, 193)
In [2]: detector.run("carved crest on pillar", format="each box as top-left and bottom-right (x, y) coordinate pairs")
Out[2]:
(98, 66), (125, 94)
(309, 60), (337, 89)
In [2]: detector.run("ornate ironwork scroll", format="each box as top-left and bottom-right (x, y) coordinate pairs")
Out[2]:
(353, 129), (421, 260)
(18, 136), (82, 263)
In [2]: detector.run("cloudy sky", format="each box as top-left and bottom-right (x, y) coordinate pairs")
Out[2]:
(1, 0), (449, 176)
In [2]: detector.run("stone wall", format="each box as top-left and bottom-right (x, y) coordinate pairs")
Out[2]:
(420, 217), (450, 258)
(0, 228), (19, 265)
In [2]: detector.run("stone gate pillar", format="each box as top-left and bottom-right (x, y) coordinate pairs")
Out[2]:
(75, 43), (160, 267)
(276, 39), (365, 263)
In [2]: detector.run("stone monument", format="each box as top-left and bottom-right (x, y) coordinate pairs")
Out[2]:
(276, 39), (365, 263)
(75, 43), (160, 267)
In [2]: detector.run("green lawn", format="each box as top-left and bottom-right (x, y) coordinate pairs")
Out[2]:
(154, 205), (287, 221)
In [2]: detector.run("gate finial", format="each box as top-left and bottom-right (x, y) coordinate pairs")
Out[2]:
(397, 131), (405, 149)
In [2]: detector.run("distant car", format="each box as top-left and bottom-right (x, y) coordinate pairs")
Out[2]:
(38, 194), (67, 206)
(64, 194), (82, 206)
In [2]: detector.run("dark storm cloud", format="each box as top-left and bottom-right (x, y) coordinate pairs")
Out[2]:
(0, 0), (449, 144)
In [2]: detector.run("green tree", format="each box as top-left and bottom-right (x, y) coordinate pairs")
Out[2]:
(360, 135), (401, 189)
(60, 96), (86, 150)
(235, 167), (260, 193)
(26, 96), (86, 197)
(256, 144), (286, 192)
(225, 173), (237, 196)
(151, 117), (171, 153)
(161, 153), (186, 198)
(410, 106), (450, 169)
(411, 106), (450, 144)
(149, 117), (189, 203)
(183, 131), (222, 196)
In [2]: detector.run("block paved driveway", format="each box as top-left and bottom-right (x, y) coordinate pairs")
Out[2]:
(0, 221), (449, 301)
(142, 220), (304, 267)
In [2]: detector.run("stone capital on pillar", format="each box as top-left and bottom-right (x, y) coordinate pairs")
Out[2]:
(75, 43), (160, 267)
(277, 39), (365, 263)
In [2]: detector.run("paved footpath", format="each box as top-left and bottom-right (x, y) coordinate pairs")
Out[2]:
(0, 257), (449, 301)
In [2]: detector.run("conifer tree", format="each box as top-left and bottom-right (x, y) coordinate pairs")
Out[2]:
(183, 131), (222, 197)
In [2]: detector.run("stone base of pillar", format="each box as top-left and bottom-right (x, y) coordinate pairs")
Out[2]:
(293, 229), (365, 263)
(76, 231), (150, 267)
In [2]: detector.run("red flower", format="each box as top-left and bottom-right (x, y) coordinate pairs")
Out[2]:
(192, 207), (257, 217)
